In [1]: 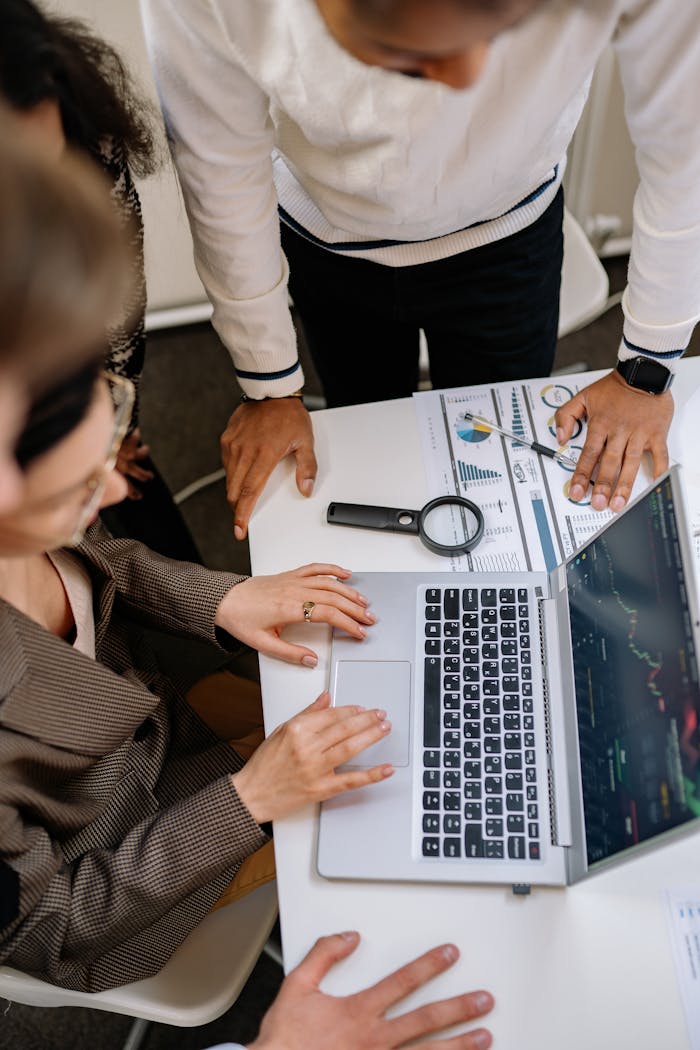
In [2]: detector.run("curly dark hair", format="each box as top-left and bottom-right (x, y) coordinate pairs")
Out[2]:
(0, 0), (158, 177)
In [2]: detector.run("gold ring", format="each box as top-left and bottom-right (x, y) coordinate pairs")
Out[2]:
(302, 600), (316, 623)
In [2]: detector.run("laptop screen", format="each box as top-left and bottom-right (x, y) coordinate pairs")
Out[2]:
(566, 473), (700, 866)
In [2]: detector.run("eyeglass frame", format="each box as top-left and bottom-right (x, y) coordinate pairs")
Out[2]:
(15, 371), (135, 544)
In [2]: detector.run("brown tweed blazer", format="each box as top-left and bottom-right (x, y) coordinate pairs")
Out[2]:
(0, 527), (268, 992)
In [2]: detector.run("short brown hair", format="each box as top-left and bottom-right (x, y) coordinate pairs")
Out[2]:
(0, 108), (133, 396)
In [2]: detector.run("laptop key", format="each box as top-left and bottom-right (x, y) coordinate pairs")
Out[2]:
(523, 697), (534, 712)
(424, 749), (440, 767)
(444, 657), (460, 674)
(486, 819), (503, 838)
(444, 711), (460, 729)
(507, 815), (524, 833)
(504, 732), (522, 750)
(463, 646), (480, 663)
(527, 804), (538, 820)
(464, 761), (481, 779)
(518, 604), (529, 619)
(424, 657), (441, 747)
(521, 650), (532, 665)
(529, 822), (540, 839)
(501, 658), (518, 675)
(485, 797), (503, 815)
(504, 713), (521, 731)
(526, 785), (538, 800)
(444, 693), (460, 709)
(526, 768), (537, 783)
(500, 622), (517, 638)
(443, 638), (459, 654)
(443, 731), (460, 749)
(444, 814), (461, 834)
(503, 695), (520, 712)
(444, 620), (460, 637)
(529, 842), (541, 860)
(483, 698), (500, 715)
(481, 625), (498, 642)
(445, 674), (461, 690)
(481, 589), (497, 607)
(522, 666), (532, 681)
(444, 750), (461, 767)
(484, 755), (501, 774)
(444, 588), (460, 620)
(524, 733), (535, 747)
(501, 639), (518, 656)
(483, 661), (499, 678)
(463, 740), (481, 759)
(464, 802), (482, 821)
(463, 701), (480, 720)
(423, 814), (440, 833)
(463, 612), (479, 629)
(423, 770), (439, 788)
(463, 724), (481, 742)
(523, 715), (534, 730)
(482, 642), (498, 659)
(481, 608), (498, 625)
(485, 839), (504, 859)
(518, 619), (529, 633)
(483, 680), (500, 696)
(503, 675), (519, 691)
(462, 588), (479, 611)
(508, 836), (526, 860)
(463, 683), (480, 701)
(499, 588), (515, 603)
(465, 824), (485, 858)
(525, 749), (536, 764)
(484, 717), (501, 735)
(427, 588), (441, 604)
(500, 605), (516, 620)
(426, 605), (441, 620)
(426, 622), (440, 638)
(506, 773), (523, 790)
(443, 792), (461, 811)
(505, 753), (522, 770)
(422, 837), (440, 857)
(425, 639), (440, 655)
(444, 837), (462, 858)
(485, 776), (502, 794)
(464, 783), (482, 800)
(484, 736), (502, 754)
(506, 793), (524, 812)
(423, 792), (440, 810)
(517, 588), (528, 602)
(463, 629), (479, 645)
(443, 770), (461, 789)
(521, 634), (530, 649)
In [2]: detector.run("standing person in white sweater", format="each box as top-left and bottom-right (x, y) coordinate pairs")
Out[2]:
(143, 0), (700, 540)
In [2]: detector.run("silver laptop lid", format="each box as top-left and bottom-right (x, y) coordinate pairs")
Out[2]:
(562, 466), (700, 874)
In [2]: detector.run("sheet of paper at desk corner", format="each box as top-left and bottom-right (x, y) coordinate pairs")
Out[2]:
(412, 368), (691, 575)
(663, 887), (700, 1050)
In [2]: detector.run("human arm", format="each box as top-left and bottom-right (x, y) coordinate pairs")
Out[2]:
(556, 0), (700, 509)
(242, 932), (493, 1050)
(141, 0), (314, 530)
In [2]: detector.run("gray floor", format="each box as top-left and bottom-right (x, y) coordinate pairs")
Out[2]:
(3, 255), (699, 1050)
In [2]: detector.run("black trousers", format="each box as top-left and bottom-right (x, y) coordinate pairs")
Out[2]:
(100, 455), (202, 563)
(282, 187), (565, 408)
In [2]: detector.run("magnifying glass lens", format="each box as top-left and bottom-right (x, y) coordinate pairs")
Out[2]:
(421, 499), (483, 553)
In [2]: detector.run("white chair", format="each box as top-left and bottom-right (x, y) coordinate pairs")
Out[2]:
(0, 880), (279, 1050)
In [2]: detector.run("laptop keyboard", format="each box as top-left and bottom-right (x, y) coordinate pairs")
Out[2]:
(421, 586), (541, 863)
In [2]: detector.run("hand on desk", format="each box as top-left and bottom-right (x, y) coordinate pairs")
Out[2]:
(115, 428), (154, 500)
(221, 397), (317, 540)
(215, 563), (375, 666)
(231, 691), (394, 823)
(555, 369), (673, 512)
(249, 932), (494, 1050)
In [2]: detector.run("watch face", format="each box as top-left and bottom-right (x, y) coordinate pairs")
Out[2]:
(626, 357), (672, 393)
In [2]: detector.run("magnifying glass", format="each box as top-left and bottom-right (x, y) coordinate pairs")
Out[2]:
(326, 496), (484, 557)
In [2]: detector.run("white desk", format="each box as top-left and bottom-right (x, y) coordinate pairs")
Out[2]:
(249, 359), (700, 1050)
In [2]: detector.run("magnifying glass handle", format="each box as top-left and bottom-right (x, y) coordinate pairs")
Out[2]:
(327, 502), (420, 535)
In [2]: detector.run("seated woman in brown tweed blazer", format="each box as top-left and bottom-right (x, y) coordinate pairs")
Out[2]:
(0, 364), (393, 993)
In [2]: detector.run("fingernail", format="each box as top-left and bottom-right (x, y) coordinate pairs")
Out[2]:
(556, 428), (565, 444)
(364, 613), (377, 624)
(301, 655), (317, 668)
(375, 709), (387, 720)
(340, 930), (359, 943)
(591, 493), (607, 511)
(610, 495), (625, 512)
(358, 626), (366, 637)
(569, 484), (584, 501)
(234, 524), (244, 540)
(380, 720), (391, 732)
(472, 1030), (492, 1049)
(381, 764), (394, 777)
(474, 991), (494, 1012)
(357, 593), (369, 605)
(442, 944), (459, 962)
(301, 478), (314, 497)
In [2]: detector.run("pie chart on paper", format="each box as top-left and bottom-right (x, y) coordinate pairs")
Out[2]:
(455, 416), (491, 444)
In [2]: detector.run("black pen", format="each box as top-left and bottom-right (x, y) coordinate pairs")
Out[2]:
(461, 411), (579, 469)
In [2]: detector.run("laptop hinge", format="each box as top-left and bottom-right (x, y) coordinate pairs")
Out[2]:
(538, 594), (574, 848)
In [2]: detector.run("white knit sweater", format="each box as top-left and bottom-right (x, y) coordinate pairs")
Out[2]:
(142, 0), (700, 398)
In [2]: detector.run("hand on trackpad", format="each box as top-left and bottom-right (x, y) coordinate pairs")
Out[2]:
(333, 661), (411, 768)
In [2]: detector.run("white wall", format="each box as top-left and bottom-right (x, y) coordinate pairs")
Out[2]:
(50, 0), (207, 315)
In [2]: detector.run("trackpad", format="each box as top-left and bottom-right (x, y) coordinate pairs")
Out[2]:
(334, 661), (411, 768)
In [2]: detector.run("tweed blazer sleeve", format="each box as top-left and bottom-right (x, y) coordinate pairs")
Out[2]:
(0, 604), (268, 992)
(80, 522), (246, 646)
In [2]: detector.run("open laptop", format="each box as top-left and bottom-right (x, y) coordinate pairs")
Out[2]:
(317, 466), (700, 888)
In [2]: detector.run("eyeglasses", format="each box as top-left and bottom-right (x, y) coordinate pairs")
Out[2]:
(71, 372), (135, 542)
(16, 371), (135, 545)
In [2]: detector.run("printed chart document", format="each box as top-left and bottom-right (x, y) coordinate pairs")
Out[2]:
(664, 887), (700, 1050)
(413, 369), (654, 573)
